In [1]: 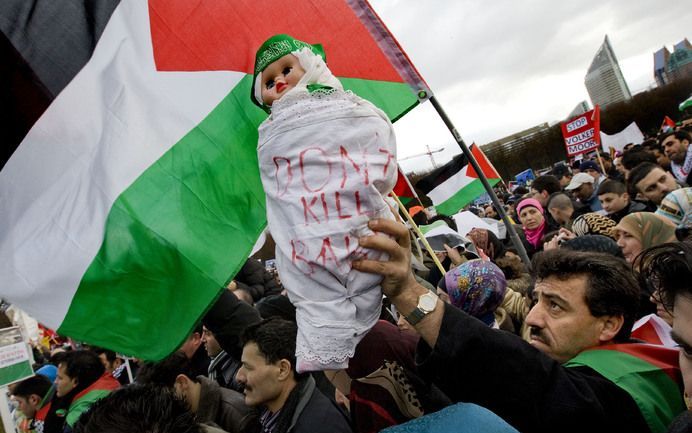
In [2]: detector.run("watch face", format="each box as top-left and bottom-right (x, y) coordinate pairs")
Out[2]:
(419, 293), (437, 311)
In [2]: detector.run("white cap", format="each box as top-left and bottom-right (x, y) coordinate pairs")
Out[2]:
(565, 172), (595, 190)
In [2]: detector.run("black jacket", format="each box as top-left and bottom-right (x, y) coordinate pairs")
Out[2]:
(416, 303), (653, 433)
(288, 376), (352, 433)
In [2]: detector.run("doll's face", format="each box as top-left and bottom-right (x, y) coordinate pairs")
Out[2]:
(261, 54), (305, 106)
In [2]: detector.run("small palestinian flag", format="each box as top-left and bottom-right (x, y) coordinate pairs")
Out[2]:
(393, 165), (418, 206)
(416, 144), (500, 215)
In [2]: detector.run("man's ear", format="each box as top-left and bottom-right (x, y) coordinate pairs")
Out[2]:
(621, 192), (630, 202)
(29, 394), (41, 406)
(174, 374), (192, 393)
(599, 315), (624, 342)
(277, 359), (293, 381)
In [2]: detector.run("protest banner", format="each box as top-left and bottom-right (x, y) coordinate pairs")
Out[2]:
(561, 106), (601, 157)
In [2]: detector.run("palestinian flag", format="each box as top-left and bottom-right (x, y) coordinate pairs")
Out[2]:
(0, 0), (429, 360)
(661, 115), (676, 132)
(416, 144), (500, 215)
(392, 165), (418, 206)
(565, 343), (685, 433)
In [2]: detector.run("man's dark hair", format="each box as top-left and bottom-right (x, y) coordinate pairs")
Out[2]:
(241, 318), (299, 370)
(637, 242), (692, 311)
(621, 148), (656, 171)
(92, 348), (117, 364)
(428, 214), (457, 231)
(627, 162), (661, 195)
(513, 186), (529, 195)
(550, 164), (571, 179)
(598, 152), (612, 162)
(136, 352), (195, 387)
(531, 175), (561, 195)
(60, 350), (105, 390)
(597, 180), (627, 196)
(12, 375), (52, 399)
(640, 139), (661, 152)
(532, 249), (640, 342)
(658, 130), (692, 146)
(73, 384), (201, 433)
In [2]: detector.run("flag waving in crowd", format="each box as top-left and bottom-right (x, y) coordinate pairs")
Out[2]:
(415, 144), (501, 215)
(0, 0), (428, 360)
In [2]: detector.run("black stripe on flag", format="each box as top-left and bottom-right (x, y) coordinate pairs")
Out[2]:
(0, 0), (120, 169)
(415, 151), (470, 194)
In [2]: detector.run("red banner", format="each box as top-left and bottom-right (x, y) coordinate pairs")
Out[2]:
(561, 106), (601, 157)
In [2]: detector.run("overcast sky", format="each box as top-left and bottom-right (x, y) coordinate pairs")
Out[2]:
(368, 0), (692, 174)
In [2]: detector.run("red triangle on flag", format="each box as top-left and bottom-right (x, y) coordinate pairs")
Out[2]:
(466, 144), (499, 179)
(148, 0), (404, 83)
(393, 166), (415, 198)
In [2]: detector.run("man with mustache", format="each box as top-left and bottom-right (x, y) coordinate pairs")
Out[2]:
(353, 218), (685, 433)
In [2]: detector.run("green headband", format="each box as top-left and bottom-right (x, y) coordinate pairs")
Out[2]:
(251, 34), (326, 111)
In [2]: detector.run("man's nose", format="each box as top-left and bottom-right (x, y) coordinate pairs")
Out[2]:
(525, 304), (543, 328)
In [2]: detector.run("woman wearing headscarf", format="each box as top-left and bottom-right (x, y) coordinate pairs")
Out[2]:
(613, 212), (676, 264)
(467, 228), (505, 262)
(614, 212), (677, 319)
(438, 260), (508, 329)
(516, 198), (554, 256)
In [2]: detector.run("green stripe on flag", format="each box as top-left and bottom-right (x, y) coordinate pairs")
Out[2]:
(0, 361), (33, 386)
(419, 220), (448, 235)
(567, 349), (685, 433)
(59, 75), (268, 360)
(435, 179), (500, 215)
(341, 78), (418, 122)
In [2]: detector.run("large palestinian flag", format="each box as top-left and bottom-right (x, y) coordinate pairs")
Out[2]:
(0, 0), (429, 360)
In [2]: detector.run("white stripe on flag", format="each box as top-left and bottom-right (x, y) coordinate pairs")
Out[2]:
(427, 165), (473, 206)
(0, 0), (242, 328)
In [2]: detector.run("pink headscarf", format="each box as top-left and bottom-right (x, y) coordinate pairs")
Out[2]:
(517, 198), (546, 248)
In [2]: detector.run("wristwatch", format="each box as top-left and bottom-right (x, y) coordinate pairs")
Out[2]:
(404, 291), (439, 326)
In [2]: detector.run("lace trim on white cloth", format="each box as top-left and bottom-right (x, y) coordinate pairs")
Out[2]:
(267, 87), (361, 124)
(294, 299), (382, 371)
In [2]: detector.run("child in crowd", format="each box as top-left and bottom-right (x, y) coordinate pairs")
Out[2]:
(251, 35), (397, 372)
(596, 180), (647, 223)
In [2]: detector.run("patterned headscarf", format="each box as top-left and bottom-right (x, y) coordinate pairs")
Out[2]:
(467, 228), (505, 261)
(440, 260), (507, 326)
(656, 187), (692, 228)
(614, 212), (677, 250)
(571, 213), (617, 239)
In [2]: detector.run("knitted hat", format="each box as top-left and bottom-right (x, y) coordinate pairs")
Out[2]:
(579, 160), (602, 174)
(440, 259), (506, 326)
(571, 213), (616, 239)
(251, 34), (326, 112)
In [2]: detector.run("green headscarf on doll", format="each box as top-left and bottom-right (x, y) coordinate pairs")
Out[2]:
(251, 34), (327, 113)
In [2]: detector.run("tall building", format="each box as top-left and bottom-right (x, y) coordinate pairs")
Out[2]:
(654, 38), (692, 87)
(566, 101), (591, 119)
(584, 35), (632, 108)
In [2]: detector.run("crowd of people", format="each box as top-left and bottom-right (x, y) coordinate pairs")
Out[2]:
(5, 129), (692, 433)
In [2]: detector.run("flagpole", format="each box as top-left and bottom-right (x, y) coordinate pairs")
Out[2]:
(391, 193), (447, 276)
(427, 96), (532, 269)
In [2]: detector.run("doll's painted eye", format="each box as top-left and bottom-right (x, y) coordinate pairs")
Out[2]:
(282, 67), (292, 75)
(265, 78), (275, 90)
